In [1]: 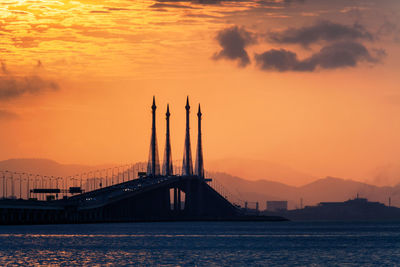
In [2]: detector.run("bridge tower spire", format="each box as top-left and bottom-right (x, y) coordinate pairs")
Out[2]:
(182, 96), (193, 176)
(147, 96), (160, 177)
(162, 104), (173, 176)
(195, 104), (204, 178)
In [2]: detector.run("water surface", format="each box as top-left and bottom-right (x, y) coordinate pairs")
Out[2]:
(0, 222), (399, 266)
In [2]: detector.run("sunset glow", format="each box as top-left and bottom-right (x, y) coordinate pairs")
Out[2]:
(1, 0), (400, 186)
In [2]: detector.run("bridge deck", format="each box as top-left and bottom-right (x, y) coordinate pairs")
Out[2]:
(0, 175), (287, 224)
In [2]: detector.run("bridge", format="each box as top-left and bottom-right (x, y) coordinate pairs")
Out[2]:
(0, 97), (287, 224)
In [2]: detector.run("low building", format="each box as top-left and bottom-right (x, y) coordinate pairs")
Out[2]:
(267, 201), (288, 212)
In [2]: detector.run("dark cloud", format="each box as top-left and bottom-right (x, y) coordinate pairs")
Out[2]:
(0, 109), (19, 120)
(185, 13), (219, 19)
(213, 26), (256, 67)
(282, 0), (305, 3)
(153, 0), (241, 4)
(150, 3), (196, 9)
(105, 7), (130, 11)
(378, 19), (400, 43)
(1, 62), (9, 74)
(36, 60), (43, 68)
(255, 41), (382, 72)
(0, 63), (59, 101)
(153, 0), (305, 5)
(90, 10), (111, 14)
(268, 20), (373, 46)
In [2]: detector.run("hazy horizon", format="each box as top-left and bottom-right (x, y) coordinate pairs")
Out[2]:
(1, 157), (400, 188)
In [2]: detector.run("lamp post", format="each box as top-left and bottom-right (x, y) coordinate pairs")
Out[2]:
(119, 166), (123, 183)
(1, 171), (4, 199)
(56, 176), (61, 200)
(57, 177), (62, 198)
(112, 168), (115, 186)
(34, 174), (39, 200)
(100, 169), (105, 188)
(33, 175), (39, 200)
(87, 173), (90, 191)
(116, 167), (120, 184)
(63, 176), (67, 198)
(82, 173), (86, 192)
(18, 173), (23, 199)
(11, 172), (15, 199)
(41, 176), (46, 201)
(95, 170), (99, 189)
(92, 171), (95, 190)
(105, 168), (108, 187)
(27, 173), (32, 199)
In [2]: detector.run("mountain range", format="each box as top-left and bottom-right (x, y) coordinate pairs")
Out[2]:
(205, 158), (316, 186)
(1, 158), (399, 209)
(211, 172), (398, 209)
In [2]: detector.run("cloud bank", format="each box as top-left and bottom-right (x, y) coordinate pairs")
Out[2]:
(0, 62), (59, 101)
(213, 26), (256, 67)
(255, 41), (382, 72)
(213, 20), (384, 72)
(267, 20), (373, 46)
(0, 109), (19, 120)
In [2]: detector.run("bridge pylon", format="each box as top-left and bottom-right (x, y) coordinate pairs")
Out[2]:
(195, 104), (204, 178)
(147, 96), (160, 177)
(162, 104), (173, 176)
(182, 96), (193, 176)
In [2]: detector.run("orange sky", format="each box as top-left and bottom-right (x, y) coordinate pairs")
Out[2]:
(1, 0), (400, 186)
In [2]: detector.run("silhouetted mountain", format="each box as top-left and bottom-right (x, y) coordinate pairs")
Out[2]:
(212, 173), (397, 210)
(0, 158), (115, 177)
(299, 177), (393, 204)
(206, 158), (315, 186)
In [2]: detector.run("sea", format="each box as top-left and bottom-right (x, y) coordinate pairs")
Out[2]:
(0, 221), (399, 266)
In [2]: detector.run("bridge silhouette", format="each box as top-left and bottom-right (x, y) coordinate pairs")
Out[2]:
(0, 97), (286, 224)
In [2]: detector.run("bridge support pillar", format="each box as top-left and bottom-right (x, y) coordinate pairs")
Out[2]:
(177, 188), (181, 210)
(173, 188), (178, 211)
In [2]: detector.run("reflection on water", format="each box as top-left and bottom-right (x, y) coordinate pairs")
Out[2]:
(1, 222), (400, 265)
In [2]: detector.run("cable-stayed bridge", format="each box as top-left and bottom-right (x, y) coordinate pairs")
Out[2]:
(0, 97), (286, 224)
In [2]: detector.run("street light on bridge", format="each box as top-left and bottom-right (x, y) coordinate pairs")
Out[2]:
(1, 171), (6, 199)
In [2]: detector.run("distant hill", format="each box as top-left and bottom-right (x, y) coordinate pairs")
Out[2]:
(206, 158), (315, 186)
(0, 158), (116, 177)
(211, 173), (397, 210)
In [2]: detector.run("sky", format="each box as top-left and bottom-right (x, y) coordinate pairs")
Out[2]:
(0, 0), (400, 186)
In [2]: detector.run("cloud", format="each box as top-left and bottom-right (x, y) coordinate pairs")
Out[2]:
(153, 0), (306, 5)
(150, 3), (196, 9)
(90, 10), (111, 14)
(0, 109), (19, 120)
(0, 62), (59, 101)
(268, 20), (373, 46)
(283, 0), (306, 3)
(105, 7), (130, 11)
(213, 26), (256, 67)
(255, 41), (382, 72)
(1, 62), (9, 74)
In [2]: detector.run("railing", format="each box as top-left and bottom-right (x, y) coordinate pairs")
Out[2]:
(205, 171), (260, 211)
(0, 161), (259, 211)
(0, 162), (148, 201)
(0, 160), (198, 201)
